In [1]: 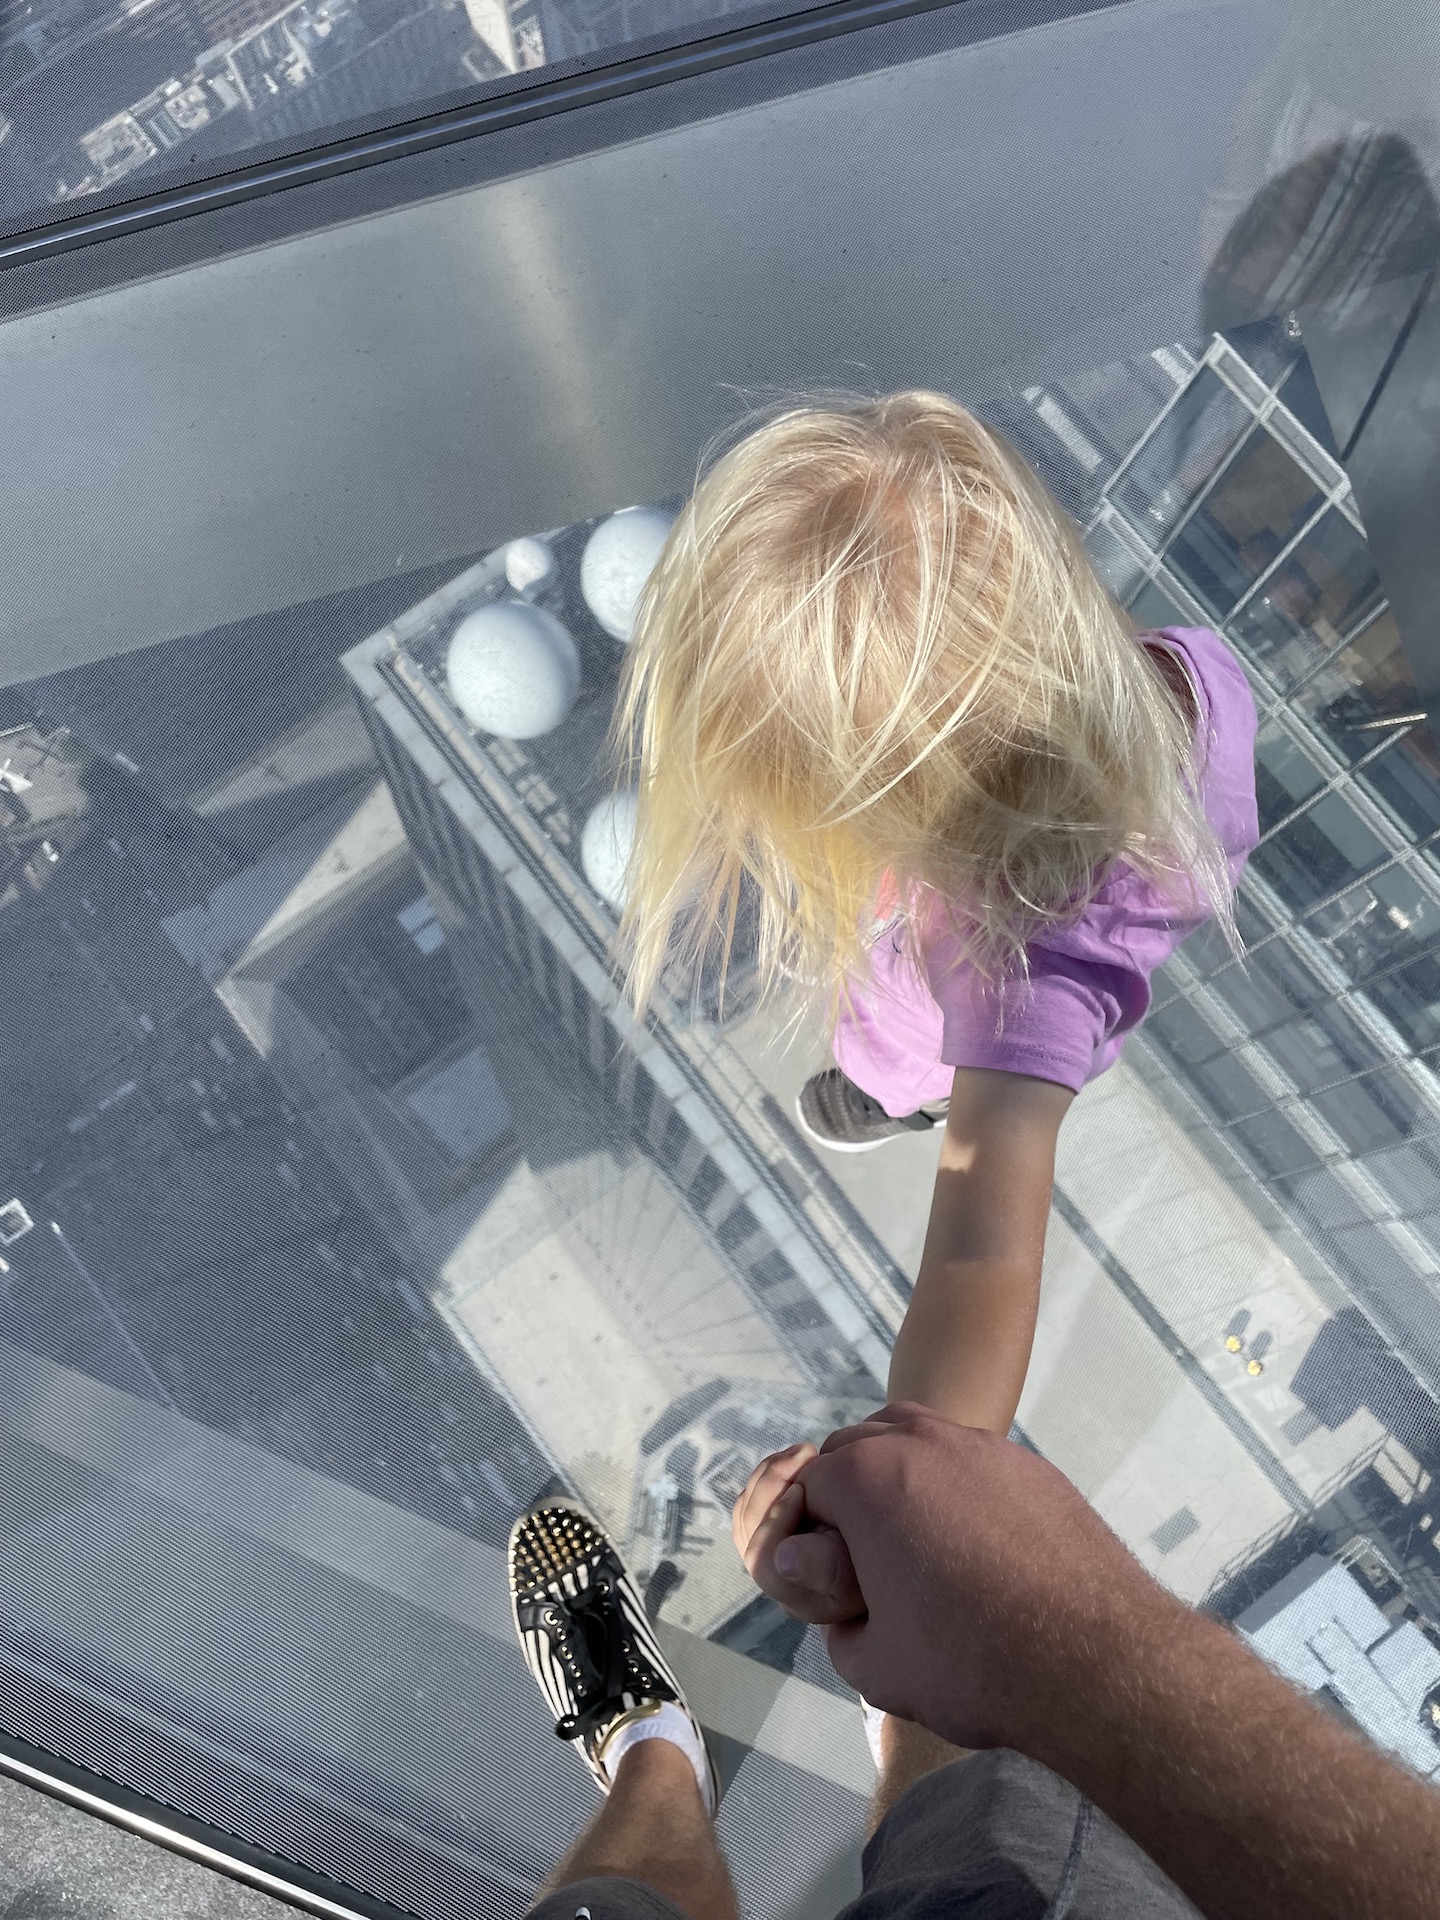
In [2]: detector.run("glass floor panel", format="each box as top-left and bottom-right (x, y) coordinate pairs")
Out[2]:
(5, 306), (1440, 1915)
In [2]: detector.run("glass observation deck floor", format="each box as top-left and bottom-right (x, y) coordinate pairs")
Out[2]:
(3, 313), (1440, 1920)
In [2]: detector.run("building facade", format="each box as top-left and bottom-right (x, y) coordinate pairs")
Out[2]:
(1021, 323), (1440, 1456)
(342, 553), (905, 1410)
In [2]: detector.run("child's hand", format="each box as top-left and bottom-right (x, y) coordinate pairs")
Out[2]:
(731, 1441), (865, 1625)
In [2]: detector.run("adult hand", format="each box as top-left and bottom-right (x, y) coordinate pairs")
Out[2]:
(741, 1406), (1440, 1920)
(793, 1403), (1182, 1753)
(731, 1440), (864, 1625)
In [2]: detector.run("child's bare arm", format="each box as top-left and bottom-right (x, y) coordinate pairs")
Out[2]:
(887, 1066), (1072, 1432)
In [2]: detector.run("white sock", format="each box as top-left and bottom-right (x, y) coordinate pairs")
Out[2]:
(859, 1696), (886, 1774)
(601, 1701), (716, 1815)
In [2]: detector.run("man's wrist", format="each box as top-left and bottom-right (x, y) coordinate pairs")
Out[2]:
(990, 1576), (1440, 1920)
(999, 1583), (1203, 1791)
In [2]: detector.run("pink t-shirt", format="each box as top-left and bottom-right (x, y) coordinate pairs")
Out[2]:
(831, 628), (1259, 1111)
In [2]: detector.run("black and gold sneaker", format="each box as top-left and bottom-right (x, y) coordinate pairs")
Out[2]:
(508, 1498), (717, 1812)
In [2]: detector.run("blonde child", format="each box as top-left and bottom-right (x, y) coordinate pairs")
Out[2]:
(615, 389), (1258, 1446)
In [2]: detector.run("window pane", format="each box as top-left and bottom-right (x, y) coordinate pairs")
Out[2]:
(1284, 609), (1440, 838)
(1289, 611), (1419, 759)
(1084, 521), (1147, 603)
(1210, 948), (1300, 1031)
(1263, 1003), (1375, 1096)
(1309, 861), (1438, 979)
(0, 0), (820, 234)
(1053, 353), (1188, 464)
(1164, 426), (1325, 618)
(1362, 725), (1440, 844)
(1227, 1105), (1319, 1176)
(1127, 576), (1191, 629)
(1227, 510), (1384, 692)
(1221, 316), (1303, 389)
(1234, 891), (1273, 948)
(1146, 992), (1226, 1067)
(1109, 369), (1251, 546)
(1273, 353), (1341, 459)
(1251, 789), (1388, 909)
(1170, 916), (1234, 983)
(1366, 943), (1440, 1054)
(1309, 1069), (1414, 1158)
(1253, 926), (1331, 1009)
(1253, 719), (1325, 833)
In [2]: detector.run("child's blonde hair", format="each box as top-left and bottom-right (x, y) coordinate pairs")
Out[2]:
(613, 390), (1233, 1021)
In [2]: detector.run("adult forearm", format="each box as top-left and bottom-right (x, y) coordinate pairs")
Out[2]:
(886, 1255), (1039, 1433)
(1024, 1596), (1440, 1920)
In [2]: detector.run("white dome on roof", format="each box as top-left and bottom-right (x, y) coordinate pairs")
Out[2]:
(504, 535), (557, 596)
(581, 789), (639, 911)
(580, 506), (676, 642)
(446, 601), (580, 741)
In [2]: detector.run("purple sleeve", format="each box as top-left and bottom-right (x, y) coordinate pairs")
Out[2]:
(934, 948), (1145, 1094)
(926, 626), (1257, 1095)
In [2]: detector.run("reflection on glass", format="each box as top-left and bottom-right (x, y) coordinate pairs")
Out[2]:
(1227, 510), (1383, 692)
(1290, 612), (1420, 758)
(1220, 316), (1303, 390)
(1127, 577), (1190, 630)
(1110, 369), (1251, 546)
(1251, 788), (1388, 908)
(1262, 1003), (1375, 1098)
(1164, 427), (1324, 618)
(1310, 861), (1437, 978)
(0, 0), (807, 230)
(1253, 718), (1324, 833)
(1366, 945), (1440, 1055)
(1307, 1055), (1440, 1164)
(1273, 353), (1341, 459)
(1083, 521), (1146, 604)
(1361, 721), (1440, 846)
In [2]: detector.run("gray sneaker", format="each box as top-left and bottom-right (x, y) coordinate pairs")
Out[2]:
(795, 1069), (940, 1153)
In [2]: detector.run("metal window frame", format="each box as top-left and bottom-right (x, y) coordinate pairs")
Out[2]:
(0, 0), (1065, 272)
(0, 1731), (411, 1920)
(1251, 713), (1418, 849)
(1106, 353), (1260, 557)
(1263, 598), (1394, 709)
(1095, 342), (1366, 630)
(1169, 826), (1440, 1007)
(1096, 335), (1440, 895)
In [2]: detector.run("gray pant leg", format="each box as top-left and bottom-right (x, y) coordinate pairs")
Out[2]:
(523, 1753), (1200, 1920)
(527, 1874), (688, 1920)
(842, 1751), (1201, 1920)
